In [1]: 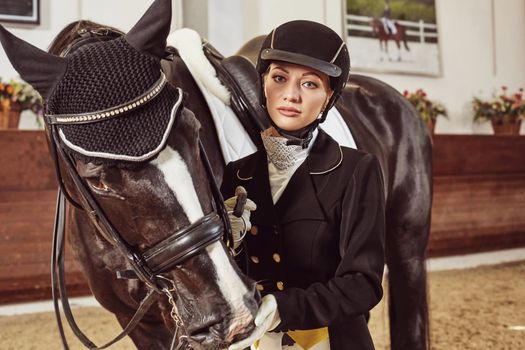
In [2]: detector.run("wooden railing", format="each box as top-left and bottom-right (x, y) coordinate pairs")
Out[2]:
(427, 135), (525, 256)
(1, 131), (524, 303)
(0, 130), (89, 304)
(346, 14), (439, 43)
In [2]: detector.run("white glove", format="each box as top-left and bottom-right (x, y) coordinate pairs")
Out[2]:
(228, 294), (281, 350)
(224, 186), (256, 249)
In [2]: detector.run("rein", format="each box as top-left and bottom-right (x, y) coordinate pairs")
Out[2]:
(48, 108), (234, 349)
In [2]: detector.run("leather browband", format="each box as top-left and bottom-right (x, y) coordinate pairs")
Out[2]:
(143, 213), (224, 274)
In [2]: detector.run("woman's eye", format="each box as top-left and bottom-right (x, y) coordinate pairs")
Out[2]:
(272, 75), (286, 83)
(302, 81), (319, 89)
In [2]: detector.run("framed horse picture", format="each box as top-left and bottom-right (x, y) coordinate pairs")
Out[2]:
(0, 0), (39, 25)
(344, 0), (441, 76)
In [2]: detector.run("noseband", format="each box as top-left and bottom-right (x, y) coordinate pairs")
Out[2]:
(48, 30), (235, 350)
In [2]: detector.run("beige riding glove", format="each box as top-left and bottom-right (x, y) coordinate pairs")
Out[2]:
(228, 294), (281, 350)
(224, 186), (256, 249)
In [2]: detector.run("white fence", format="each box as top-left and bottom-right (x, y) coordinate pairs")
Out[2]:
(346, 14), (438, 43)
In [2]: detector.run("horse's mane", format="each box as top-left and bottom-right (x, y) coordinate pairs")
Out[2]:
(48, 20), (124, 56)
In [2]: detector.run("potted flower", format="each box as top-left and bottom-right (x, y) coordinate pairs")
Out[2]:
(472, 86), (524, 135)
(0, 78), (43, 129)
(403, 89), (447, 135)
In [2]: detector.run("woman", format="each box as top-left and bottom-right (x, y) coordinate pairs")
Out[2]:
(223, 20), (386, 350)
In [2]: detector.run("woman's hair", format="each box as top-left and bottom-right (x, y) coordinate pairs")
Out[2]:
(48, 20), (124, 56)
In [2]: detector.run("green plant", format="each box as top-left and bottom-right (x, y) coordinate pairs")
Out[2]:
(472, 86), (524, 124)
(403, 88), (447, 123)
(0, 78), (43, 117)
(347, 0), (437, 23)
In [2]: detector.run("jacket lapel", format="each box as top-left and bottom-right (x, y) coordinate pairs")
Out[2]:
(235, 150), (279, 226)
(307, 129), (344, 175)
(236, 130), (344, 226)
(275, 162), (325, 223)
(276, 130), (343, 224)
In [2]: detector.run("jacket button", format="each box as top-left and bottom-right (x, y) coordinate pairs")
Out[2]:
(276, 281), (284, 290)
(256, 283), (264, 291)
(272, 253), (281, 263)
(250, 225), (258, 235)
(250, 256), (260, 264)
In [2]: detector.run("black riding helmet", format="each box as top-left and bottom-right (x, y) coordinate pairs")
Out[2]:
(256, 20), (350, 147)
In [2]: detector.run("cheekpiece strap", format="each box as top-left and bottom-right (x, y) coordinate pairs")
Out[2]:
(44, 71), (168, 125)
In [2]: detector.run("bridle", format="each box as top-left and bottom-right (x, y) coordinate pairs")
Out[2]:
(49, 90), (235, 350)
(48, 29), (235, 350)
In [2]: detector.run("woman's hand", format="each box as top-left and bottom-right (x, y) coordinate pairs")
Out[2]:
(228, 294), (281, 350)
(224, 186), (256, 249)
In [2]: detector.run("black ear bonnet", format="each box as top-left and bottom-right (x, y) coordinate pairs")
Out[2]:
(49, 37), (182, 165)
(0, 0), (180, 166)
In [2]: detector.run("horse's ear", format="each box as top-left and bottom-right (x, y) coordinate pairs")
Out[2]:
(125, 0), (171, 59)
(0, 25), (66, 99)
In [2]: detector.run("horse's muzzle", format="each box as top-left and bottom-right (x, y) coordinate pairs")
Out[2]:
(187, 287), (259, 349)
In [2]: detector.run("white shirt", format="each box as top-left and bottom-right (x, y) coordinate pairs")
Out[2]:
(265, 129), (319, 203)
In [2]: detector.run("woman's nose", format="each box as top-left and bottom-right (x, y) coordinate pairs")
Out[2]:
(283, 83), (301, 102)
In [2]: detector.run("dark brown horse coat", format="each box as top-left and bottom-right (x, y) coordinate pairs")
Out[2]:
(221, 129), (385, 349)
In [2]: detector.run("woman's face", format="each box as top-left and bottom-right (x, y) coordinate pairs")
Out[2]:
(263, 62), (332, 132)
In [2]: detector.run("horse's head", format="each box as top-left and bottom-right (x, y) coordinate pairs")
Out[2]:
(0, 0), (259, 348)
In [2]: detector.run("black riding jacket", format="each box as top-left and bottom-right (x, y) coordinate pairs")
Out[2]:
(221, 130), (385, 349)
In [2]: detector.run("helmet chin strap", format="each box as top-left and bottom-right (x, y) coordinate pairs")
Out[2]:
(268, 116), (319, 148)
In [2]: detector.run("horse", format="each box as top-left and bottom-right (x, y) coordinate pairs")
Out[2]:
(0, 1), (261, 349)
(370, 17), (410, 62)
(6, 2), (431, 350)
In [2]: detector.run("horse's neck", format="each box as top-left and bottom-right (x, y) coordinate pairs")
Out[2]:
(161, 50), (261, 173)
(162, 57), (226, 181)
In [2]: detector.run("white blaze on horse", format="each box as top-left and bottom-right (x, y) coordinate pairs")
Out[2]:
(0, 0), (261, 349)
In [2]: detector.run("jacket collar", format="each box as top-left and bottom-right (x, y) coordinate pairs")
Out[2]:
(236, 128), (343, 180)
(276, 129), (342, 222)
(307, 128), (343, 175)
(235, 129), (343, 224)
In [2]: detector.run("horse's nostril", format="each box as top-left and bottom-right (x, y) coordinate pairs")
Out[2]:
(229, 321), (255, 345)
(188, 319), (221, 336)
(187, 326), (230, 350)
(209, 321), (228, 338)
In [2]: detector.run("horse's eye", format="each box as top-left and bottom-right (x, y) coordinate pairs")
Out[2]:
(88, 178), (111, 193)
(86, 178), (125, 200)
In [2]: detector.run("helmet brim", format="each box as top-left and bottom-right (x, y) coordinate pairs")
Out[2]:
(260, 48), (342, 77)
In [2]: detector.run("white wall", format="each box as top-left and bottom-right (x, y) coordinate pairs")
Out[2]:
(208, 0), (525, 134)
(208, 0), (245, 55)
(2, 0), (524, 133)
(368, 0), (525, 134)
(208, 0), (339, 55)
(0, 0), (186, 79)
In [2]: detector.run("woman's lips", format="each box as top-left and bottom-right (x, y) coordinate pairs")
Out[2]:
(277, 106), (301, 117)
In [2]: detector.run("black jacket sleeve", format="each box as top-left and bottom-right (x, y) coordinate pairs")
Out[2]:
(273, 154), (386, 331)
